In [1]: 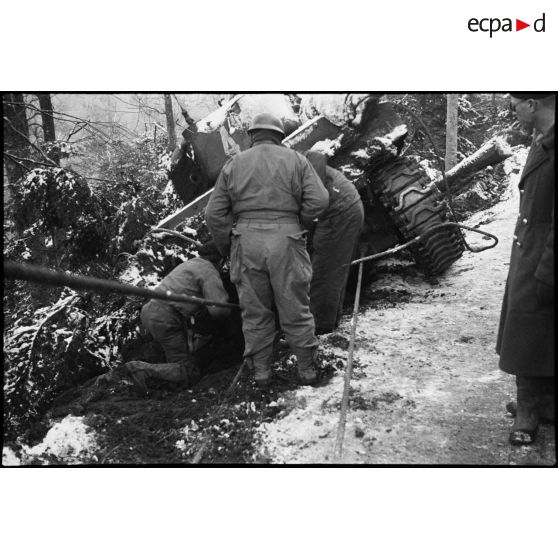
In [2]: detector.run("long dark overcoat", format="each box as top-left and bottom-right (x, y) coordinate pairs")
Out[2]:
(496, 125), (555, 376)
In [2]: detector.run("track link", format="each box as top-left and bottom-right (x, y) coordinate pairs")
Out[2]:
(369, 158), (464, 274)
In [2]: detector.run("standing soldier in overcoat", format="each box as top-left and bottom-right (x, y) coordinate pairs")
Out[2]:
(205, 113), (329, 387)
(497, 93), (555, 445)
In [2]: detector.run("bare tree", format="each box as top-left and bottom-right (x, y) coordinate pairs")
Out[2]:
(164, 94), (177, 151)
(37, 94), (59, 164)
(445, 94), (459, 171)
(3, 93), (31, 182)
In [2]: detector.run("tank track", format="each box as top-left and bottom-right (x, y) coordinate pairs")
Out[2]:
(369, 158), (464, 275)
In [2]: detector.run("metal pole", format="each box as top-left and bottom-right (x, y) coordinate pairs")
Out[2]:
(333, 251), (365, 461)
(4, 261), (238, 309)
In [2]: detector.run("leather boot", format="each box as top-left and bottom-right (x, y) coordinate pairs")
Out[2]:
(293, 346), (319, 385)
(124, 360), (200, 395)
(509, 376), (543, 445)
(251, 347), (274, 388)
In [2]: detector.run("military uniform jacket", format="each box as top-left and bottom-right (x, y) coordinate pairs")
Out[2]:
(496, 125), (555, 376)
(151, 258), (230, 320)
(320, 166), (362, 220)
(205, 141), (329, 256)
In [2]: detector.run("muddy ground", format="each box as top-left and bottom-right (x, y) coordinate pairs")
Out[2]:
(3, 149), (555, 466)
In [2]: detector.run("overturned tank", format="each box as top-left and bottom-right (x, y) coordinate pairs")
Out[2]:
(166, 94), (464, 276)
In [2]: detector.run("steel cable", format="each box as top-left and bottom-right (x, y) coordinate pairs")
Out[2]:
(350, 222), (498, 266)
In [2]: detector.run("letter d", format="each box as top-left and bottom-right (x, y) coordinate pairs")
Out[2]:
(534, 13), (545, 32)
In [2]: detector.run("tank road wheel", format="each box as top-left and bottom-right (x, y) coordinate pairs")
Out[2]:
(369, 158), (464, 275)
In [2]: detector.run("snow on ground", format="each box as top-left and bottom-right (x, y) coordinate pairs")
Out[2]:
(2, 416), (98, 466)
(257, 147), (554, 465)
(2, 446), (21, 466)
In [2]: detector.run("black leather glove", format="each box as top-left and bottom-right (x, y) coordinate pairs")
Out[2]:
(536, 281), (554, 305)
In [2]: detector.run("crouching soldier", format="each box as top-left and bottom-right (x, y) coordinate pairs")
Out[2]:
(305, 151), (364, 335)
(126, 241), (231, 394)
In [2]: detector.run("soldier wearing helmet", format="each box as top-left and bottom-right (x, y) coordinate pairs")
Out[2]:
(205, 112), (329, 387)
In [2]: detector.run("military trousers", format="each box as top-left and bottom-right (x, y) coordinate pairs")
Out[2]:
(310, 200), (364, 331)
(140, 300), (190, 364)
(230, 219), (318, 364)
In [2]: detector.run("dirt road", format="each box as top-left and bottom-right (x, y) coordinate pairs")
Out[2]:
(257, 155), (556, 465)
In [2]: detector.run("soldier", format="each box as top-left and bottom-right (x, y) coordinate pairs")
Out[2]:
(127, 241), (231, 393)
(497, 93), (555, 445)
(205, 113), (329, 387)
(305, 151), (364, 335)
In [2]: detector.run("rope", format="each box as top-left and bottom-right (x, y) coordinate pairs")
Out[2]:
(333, 220), (498, 459)
(4, 261), (239, 309)
(191, 359), (249, 464)
(350, 222), (498, 266)
(333, 247), (365, 461)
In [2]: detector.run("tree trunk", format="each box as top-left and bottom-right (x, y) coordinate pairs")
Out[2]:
(37, 94), (59, 164)
(3, 93), (30, 182)
(445, 94), (459, 171)
(430, 135), (513, 191)
(164, 94), (177, 151)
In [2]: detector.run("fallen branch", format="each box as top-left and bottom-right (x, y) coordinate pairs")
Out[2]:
(3, 116), (58, 166)
(148, 228), (203, 248)
(3, 152), (32, 173)
(429, 136), (513, 191)
(4, 151), (56, 168)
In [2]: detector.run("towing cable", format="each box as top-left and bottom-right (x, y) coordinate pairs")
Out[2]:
(351, 222), (498, 266)
(334, 223), (498, 460)
(333, 102), (502, 460)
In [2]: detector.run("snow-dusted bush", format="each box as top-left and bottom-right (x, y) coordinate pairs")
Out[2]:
(3, 137), (191, 440)
(10, 168), (112, 266)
